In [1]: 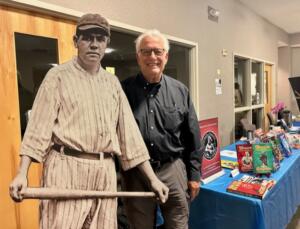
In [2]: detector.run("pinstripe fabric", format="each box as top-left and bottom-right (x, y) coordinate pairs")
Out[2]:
(20, 57), (149, 170)
(40, 150), (117, 229)
(19, 57), (150, 228)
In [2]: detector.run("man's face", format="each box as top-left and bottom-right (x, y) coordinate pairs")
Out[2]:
(136, 36), (168, 80)
(74, 31), (108, 69)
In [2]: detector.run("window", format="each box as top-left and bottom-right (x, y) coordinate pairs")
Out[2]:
(251, 61), (263, 105)
(234, 57), (248, 107)
(15, 33), (58, 136)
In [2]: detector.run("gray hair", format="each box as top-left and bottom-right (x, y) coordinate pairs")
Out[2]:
(135, 29), (170, 53)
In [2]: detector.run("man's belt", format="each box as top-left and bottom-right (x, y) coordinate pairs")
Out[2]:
(149, 156), (179, 170)
(52, 144), (113, 160)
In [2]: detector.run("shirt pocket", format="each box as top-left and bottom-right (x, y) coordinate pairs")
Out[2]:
(162, 106), (183, 132)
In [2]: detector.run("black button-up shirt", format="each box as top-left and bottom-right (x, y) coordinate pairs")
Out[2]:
(122, 73), (202, 181)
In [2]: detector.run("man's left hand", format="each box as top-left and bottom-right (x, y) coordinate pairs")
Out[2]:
(188, 181), (201, 201)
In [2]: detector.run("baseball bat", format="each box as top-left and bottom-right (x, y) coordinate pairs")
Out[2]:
(22, 187), (156, 199)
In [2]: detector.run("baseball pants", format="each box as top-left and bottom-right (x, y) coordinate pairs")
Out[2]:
(40, 150), (117, 229)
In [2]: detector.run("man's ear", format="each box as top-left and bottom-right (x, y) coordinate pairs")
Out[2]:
(165, 52), (169, 62)
(73, 35), (78, 48)
(106, 37), (110, 45)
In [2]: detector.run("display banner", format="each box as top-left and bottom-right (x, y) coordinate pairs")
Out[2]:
(199, 117), (224, 184)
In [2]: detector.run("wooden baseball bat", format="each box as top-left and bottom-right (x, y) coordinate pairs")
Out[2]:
(22, 187), (156, 199)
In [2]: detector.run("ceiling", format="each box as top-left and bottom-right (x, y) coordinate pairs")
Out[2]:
(239, 0), (300, 34)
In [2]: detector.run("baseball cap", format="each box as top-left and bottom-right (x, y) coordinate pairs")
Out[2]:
(76, 13), (110, 36)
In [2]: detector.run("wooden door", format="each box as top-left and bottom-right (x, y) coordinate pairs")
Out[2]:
(0, 5), (76, 228)
(264, 64), (273, 130)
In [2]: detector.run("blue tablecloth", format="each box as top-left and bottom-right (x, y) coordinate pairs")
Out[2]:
(293, 121), (300, 127)
(189, 143), (300, 229)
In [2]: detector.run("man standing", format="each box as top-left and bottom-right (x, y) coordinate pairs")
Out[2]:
(9, 14), (168, 229)
(122, 29), (202, 229)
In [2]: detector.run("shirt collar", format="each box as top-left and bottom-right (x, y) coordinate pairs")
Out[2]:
(72, 56), (104, 76)
(137, 72), (164, 90)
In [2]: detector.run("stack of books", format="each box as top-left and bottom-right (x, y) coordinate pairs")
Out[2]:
(226, 175), (276, 199)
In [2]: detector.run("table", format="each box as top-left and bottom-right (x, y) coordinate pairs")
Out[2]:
(189, 143), (300, 229)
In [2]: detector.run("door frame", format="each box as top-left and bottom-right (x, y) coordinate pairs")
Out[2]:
(264, 64), (273, 130)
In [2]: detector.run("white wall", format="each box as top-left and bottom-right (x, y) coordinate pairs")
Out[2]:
(20, 0), (290, 145)
(278, 47), (296, 113)
(290, 33), (300, 46)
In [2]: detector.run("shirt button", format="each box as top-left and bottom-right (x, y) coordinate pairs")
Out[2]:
(150, 94), (153, 97)
(150, 143), (154, 147)
(144, 87), (147, 90)
(150, 126), (154, 130)
(150, 109), (153, 113)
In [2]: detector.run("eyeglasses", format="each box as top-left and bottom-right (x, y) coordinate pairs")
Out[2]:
(139, 48), (166, 56)
(79, 34), (107, 43)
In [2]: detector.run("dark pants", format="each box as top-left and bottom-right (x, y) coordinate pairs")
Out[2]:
(122, 158), (190, 229)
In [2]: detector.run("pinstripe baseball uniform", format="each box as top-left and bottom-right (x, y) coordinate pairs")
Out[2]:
(20, 57), (150, 229)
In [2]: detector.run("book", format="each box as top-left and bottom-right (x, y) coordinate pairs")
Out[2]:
(220, 149), (238, 169)
(278, 133), (292, 157)
(226, 175), (276, 199)
(267, 136), (282, 171)
(236, 144), (253, 172)
(274, 138), (284, 161)
(220, 150), (237, 158)
(221, 159), (238, 169)
(252, 143), (274, 174)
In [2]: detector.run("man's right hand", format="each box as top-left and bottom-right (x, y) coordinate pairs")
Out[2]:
(136, 160), (169, 203)
(9, 173), (28, 202)
(150, 178), (169, 204)
(9, 155), (32, 202)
